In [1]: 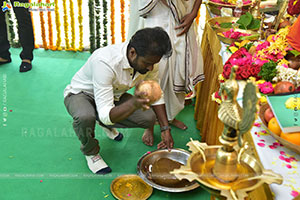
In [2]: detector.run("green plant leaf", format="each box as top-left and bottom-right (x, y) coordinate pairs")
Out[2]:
(289, 50), (300, 57)
(247, 18), (261, 30)
(237, 12), (253, 30)
(258, 60), (277, 82)
(239, 34), (260, 40)
(220, 22), (233, 28)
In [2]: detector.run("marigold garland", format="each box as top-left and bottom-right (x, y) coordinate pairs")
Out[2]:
(29, 0), (39, 49)
(110, 0), (115, 44)
(69, 0), (76, 51)
(53, 0), (62, 50)
(120, 0), (125, 42)
(77, 0), (84, 51)
(88, 0), (95, 53)
(62, 0), (70, 50)
(39, 0), (48, 50)
(46, 0), (53, 50)
(95, 0), (101, 49)
(102, 0), (108, 46)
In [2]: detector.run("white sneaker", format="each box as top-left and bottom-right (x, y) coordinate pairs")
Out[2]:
(101, 126), (123, 141)
(85, 154), (112, 174)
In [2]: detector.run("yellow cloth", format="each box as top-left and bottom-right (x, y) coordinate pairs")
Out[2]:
(287, 15), (300, 52)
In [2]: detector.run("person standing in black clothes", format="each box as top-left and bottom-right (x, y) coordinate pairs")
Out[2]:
(0, 0), (34, 72)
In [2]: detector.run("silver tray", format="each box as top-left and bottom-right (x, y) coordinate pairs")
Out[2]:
(137, 149), (200, 192)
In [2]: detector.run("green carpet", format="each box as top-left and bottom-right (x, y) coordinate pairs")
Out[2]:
(0, 48), (210, 200)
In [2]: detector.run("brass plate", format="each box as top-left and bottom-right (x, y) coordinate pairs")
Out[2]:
(110, 174), (153, 200)
(259, 103), (300, 154)
(207, 1), (252, 16)
(137, 149), (200, 192)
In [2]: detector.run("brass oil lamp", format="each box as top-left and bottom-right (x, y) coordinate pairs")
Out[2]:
(172, 67), (283, 199)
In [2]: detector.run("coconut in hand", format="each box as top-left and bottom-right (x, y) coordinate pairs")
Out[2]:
(135, 80), (162, 105)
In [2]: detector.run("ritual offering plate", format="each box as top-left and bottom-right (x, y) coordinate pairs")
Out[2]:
(137, 149), (200, 192)
(215, 28), (259, 45)
(259, 103), (300, 154)
(110, 174), (153, 200)
(207, 16), (239, 30)
(207, 0), (252, 16)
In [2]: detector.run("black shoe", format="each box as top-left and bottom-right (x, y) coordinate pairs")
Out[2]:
(19, 62), (32, 72)
(114, 133), (123, 141)
(0, 57), (11, 65)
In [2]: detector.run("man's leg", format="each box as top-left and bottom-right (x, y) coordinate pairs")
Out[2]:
(64, 92), (111, 174)
(104, 93), (156, 146)
(0, 9), (11, 64)
(108, 93), (156, 129)
(11, 0), (34, 72)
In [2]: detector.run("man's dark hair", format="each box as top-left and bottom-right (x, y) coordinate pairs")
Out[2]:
(128, 27), (172, 58)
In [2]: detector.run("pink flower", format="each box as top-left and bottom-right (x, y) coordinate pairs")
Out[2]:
(279, 155), (285, 160)
(253, 58), (268, 67)
(282, 64), (288, 68)
(291, 191), (300, 198)
(273, 142), (280, 146)
(286, 164), (292, 169)
(254, 122), (261, 127)
(258, 82), (274, 94)
(269, 145), (276, 149)
(257, 143), (265, 147)
(256, 41), (270, 51)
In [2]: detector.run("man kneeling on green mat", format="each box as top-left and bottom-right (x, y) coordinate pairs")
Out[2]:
(64, 27), (174, 174)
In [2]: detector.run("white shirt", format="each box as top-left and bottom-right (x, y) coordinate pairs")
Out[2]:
(64, 42), (164, 125)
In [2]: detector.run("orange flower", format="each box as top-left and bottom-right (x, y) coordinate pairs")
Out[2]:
(110, 0), (115, 44)
(29, 0), (39, 48)
(39, 0), (48, 50)
(69, 0), (76, 51)
(46, 0), (53, 49)
(54, 0), (62, 50)
(120, 0), (125, 42)
(62, 0), (70, 50)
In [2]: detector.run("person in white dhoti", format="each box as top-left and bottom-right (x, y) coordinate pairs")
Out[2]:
(128, 0), (204, 146)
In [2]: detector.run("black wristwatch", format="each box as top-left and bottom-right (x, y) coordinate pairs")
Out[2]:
(160, 125), (171, 132)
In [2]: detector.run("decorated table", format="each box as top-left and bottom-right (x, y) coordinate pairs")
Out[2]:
(194, 2), (300, 199)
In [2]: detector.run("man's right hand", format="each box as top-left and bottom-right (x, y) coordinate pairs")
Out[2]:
(157, 129), (174, 151)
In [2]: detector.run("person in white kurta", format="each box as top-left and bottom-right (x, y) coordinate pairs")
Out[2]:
(128, 0), (204, 145)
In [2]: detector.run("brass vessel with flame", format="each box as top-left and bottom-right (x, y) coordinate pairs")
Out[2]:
(172, 67), (283, 199)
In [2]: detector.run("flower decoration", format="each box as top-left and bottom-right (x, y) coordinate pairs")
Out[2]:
(222, 48), (261, 80)
(210, 0), (251, 5)
(254, 27), (290, 64)
(39, 0), (48, 50)
(77, 0), (84, 51)
(53, 0), (62, 50)
(288, 0), (300, 16)
(62, 0), (70, 50)
(46, 0), (53, 50)
(69, 0), (76, 51)
(258, 81), (274, 94)
(29, 0), (39, 49)
(120, 0), (126, 42)
(219, 29), (250, 40)
(273, 65), (300, 87)
(110, 0), (115, 44)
